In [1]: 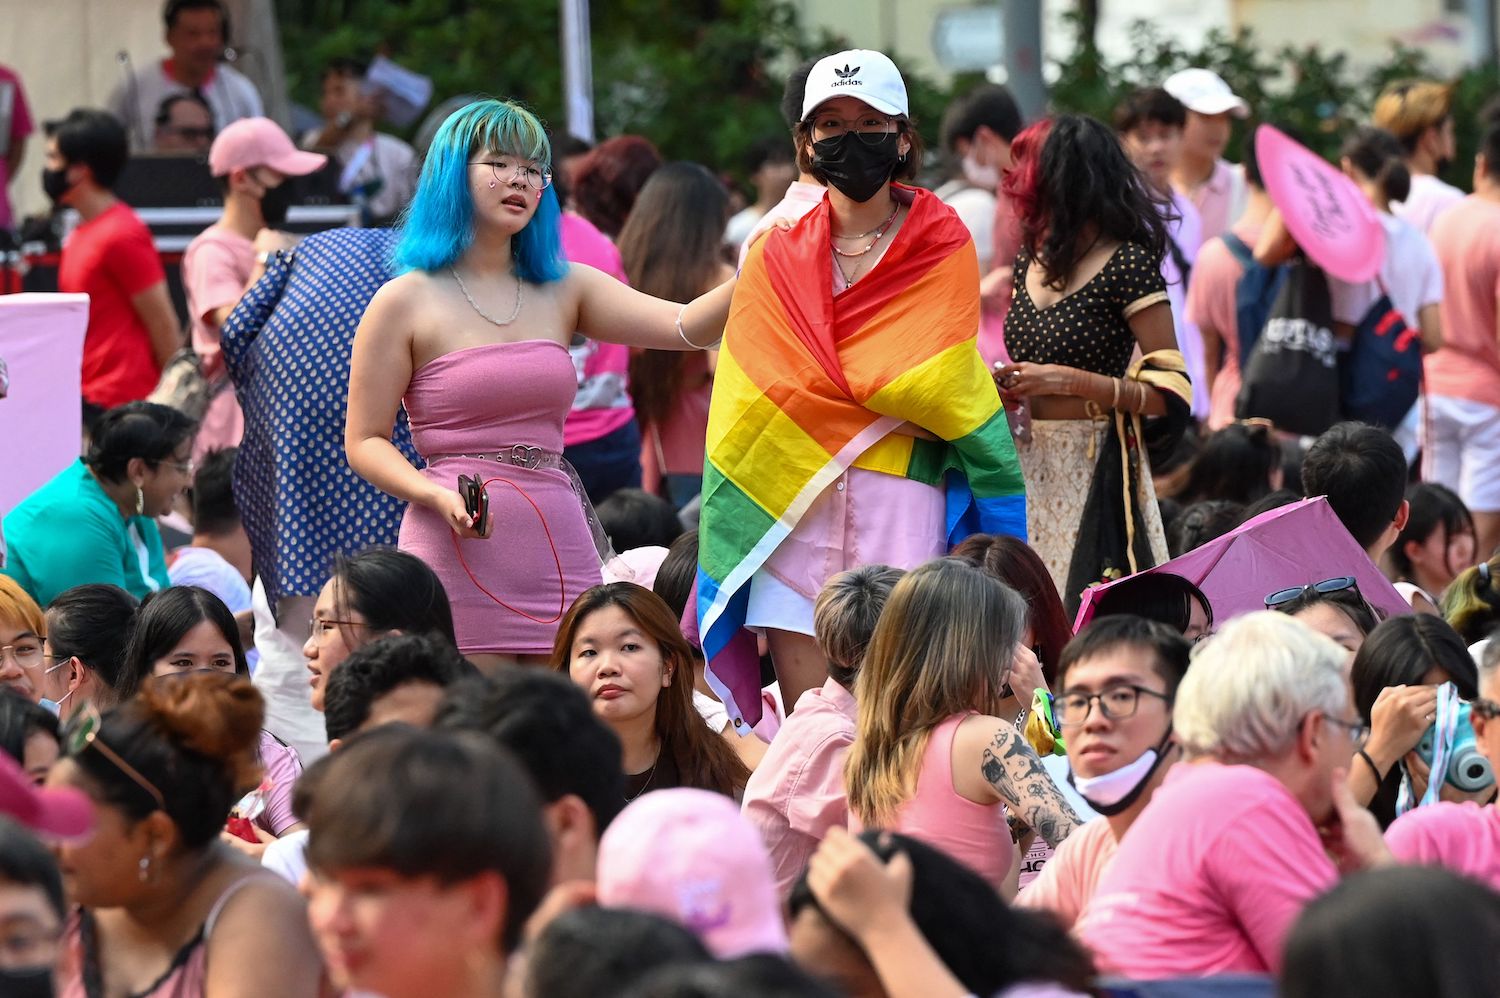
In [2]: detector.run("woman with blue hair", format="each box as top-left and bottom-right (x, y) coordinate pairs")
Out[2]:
(346, 99), (734, 666)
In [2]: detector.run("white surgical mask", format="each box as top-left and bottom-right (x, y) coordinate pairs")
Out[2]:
(1067, 731), (1175, 815)
(962, 153), (1000, 190)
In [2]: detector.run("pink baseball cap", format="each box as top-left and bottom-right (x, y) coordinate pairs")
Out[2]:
(208, 117), (328, 178)
(596, 788), (787, 959)
(0, 750), (93, 842)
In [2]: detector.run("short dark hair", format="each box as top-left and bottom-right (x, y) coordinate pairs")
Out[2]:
(1058, 614), (1192, 697)
(434, 670), (626, 833)
(625, 955), (839, 998)
(1301, 422), (1408, 550)
(46, 109), (131, 192)
(330, 548), (457, 647)
(526, 906), (711, 998)
(1168, 499), (1245, 557)
(163, 0), (226, 32)
(596, 488), (682, 553)
(652, 529), (698, 621)
(46, 584), (139, 697)
(118, 585), (247, 700)
(743, 134), (793, 177)
(321, 56), (369, 82)
(297, 726), (552, 952)
(1113, 87), (1187, 134)
(84, 402), (197, 484)
(154, 91), (212, 128)
(323, 633), (479, 742)
(189, 448), (240, 536)
(1282, 866), (1500, 998)
(941, 84), (1024, 151)
(781, 58), (819, 129)
(0, 818), (65, 921)
(0, 691), (58, 768)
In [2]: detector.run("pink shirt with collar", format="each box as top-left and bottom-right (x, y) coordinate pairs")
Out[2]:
(741, 677), (858, 899)
(1179, 159), (1245, 244)
(1078, 760), (1336, 978)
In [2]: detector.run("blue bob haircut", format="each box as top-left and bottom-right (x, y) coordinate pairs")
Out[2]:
(393, 98), (569, 284)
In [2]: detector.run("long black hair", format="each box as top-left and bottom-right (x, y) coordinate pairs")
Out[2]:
(118, 585), (248, 700)
(1004, 114), (1172, 291)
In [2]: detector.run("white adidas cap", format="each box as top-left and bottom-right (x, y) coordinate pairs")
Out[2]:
(801, 49), (909, 121)
(1163, 68), (1250, 118)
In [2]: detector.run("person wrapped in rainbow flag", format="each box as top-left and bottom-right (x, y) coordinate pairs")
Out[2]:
(696, 50), (1027, 727)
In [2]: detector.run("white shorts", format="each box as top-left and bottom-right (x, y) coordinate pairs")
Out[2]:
(744, 567), (817, 636)
(1423, 394), (1500, 513)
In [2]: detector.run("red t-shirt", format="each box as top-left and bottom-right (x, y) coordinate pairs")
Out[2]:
(58, 202), (166, 408)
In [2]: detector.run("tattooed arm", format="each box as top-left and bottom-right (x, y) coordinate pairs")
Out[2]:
(980, 722), (1082, 848)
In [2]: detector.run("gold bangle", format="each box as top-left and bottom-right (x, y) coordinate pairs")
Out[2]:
(1111, 377), (1121, 410)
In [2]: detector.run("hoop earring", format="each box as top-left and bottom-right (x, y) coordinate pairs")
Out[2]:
(135, 487), (144, 516)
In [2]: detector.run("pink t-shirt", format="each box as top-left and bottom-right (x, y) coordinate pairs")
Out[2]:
(1386, 800), (1500, 892)
(1016, 816), (1119, 929)
(1426, 196), (1500, 410)
(561, 211), (635, 447)
(0, 65), (35, 231)
(1179, 159), (1245, 244)
(741, 677), (858, 899)
(648, 351), (712, 476)
(1077, 761), (1336, 978)
(254, 729), (303, 836)
(182, 224), (255, 458)
(1187, 221), (1264, 430)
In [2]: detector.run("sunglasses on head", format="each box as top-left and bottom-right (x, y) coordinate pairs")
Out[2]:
(63, 702), (167, 812)
(1264, 576), (1359, 609)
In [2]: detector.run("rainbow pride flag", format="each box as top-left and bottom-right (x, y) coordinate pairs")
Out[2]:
(695, 185), (1027, 728)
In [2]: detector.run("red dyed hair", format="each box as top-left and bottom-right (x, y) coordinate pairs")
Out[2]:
(1000, 118), (1053, 260)
(572, 135), (663, 238)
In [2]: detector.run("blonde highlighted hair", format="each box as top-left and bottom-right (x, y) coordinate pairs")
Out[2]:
(844, 558), (1025, 827)
(1372, 80), (1453, 151)
(0, 576), (45, 640)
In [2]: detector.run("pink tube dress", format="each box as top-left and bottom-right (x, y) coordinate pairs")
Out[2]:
(398, 340), (603, 655)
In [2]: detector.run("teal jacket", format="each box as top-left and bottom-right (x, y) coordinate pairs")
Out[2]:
(2, 459), (169, 607)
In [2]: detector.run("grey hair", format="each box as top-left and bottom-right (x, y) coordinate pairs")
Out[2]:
(1173, 611), (1350, 762)
(1480, 639), (1500, 692)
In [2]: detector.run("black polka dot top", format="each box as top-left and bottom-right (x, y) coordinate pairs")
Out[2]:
(1005, 242), (1169, 378)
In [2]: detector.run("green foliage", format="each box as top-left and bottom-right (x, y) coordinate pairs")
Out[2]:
(273, 0), (954, 193)
(1049, 11), (1499, 191)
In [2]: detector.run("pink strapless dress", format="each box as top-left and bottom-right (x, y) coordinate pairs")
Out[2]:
(399, 340), (602, 654)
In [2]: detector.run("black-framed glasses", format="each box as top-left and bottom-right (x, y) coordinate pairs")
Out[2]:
(1472, 697), (1500, 721)
(62, 702), (167, 812)
(808, 113), (900, 145)
(470, 158), (552, 191)
(1056, 684), (1172, 727)
(1265, 576), (1359, 608)
(1322, 713), (1370, 750)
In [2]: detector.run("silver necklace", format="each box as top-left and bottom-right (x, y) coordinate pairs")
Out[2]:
(624, 750), (661, 802)
(832, 200), (899, 240)
(451, 266), (524, 326)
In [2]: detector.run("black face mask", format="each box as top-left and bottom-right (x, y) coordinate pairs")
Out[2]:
(0, 965), (54, 998)
(810, 131), (902, 204)
(41, 166), (74, 204)
(259, 181), (295, 228)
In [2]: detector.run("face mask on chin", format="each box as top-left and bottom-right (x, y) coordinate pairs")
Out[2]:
(962, 153), (1000, 190)
(1067, 729), (1176, 816)
(811, 131), (903, 204)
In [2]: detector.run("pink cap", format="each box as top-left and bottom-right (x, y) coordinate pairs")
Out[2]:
(596, 788), (788, 959)
(208, 117), (328, 178)
(0, 751), (93, 842)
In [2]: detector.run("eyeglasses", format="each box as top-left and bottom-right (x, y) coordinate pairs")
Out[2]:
(307, 618), (366, 644)
(1472, 697), (1500, 721)
(62, 702), (167, 812)
(1322, 713), (1370, 749)
(809, 113), (900, 145)
(1264, 576), (1359, 608)
(166, 126), (214, 142)
(0, 639), (44, 670)
(1056, 684), (1172, 727)
(470, 158), (552, 191)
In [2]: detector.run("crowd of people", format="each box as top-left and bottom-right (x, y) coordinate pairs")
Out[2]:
(3, 1), (1500, 995)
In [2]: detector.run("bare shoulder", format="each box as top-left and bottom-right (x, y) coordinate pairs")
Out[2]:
(370, 269), (439, 311)
(957, 713), (1017, 757)
(208, 870), (308, 937)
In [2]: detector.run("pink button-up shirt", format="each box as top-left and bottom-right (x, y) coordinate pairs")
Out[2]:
(741, 677), (858, 899)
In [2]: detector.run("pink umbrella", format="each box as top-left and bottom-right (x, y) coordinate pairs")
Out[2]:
(1256, 124), (1386, 283)
(1074, 497), (1409, 632)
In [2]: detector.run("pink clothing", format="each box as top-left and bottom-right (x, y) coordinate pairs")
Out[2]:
(1165, 192), (1207, 419)
(982, 194), (1022, 367)
(853, 714), (1013, 891)
(182, 223), (255, 458)
(0, 65), (35, 231)
(1386, 801), (1500, 892)
(254, 729), (303, 836)
(1179, 159), (1244, 243)
(1078, 761), (1336, 978)
(1394, 172), (1466, 236)
(398, 340), (602, 654)
(742, 677), (859, 899)
(1016, 816), (1119, 929)
(646, 351), (712, 476)
(738, 181), (825, 269)
(1426, 196), (1500, 411)
(1187, 221), (1264, 429)
(561, 211), (636, 447)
